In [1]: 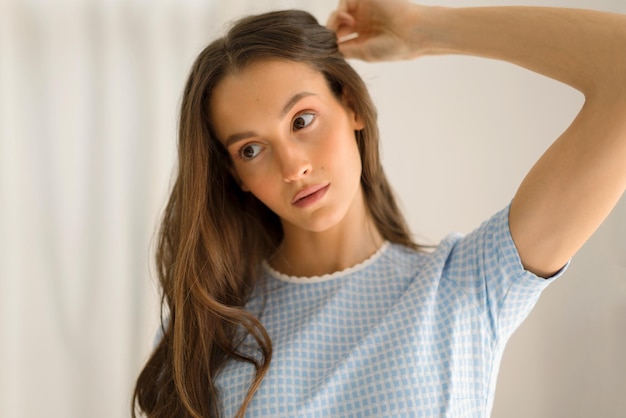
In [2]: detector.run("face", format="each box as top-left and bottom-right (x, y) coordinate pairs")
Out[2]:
(210, 60), (365, 234)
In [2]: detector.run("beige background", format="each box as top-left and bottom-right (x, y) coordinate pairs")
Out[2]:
(1, 0), (623, 417)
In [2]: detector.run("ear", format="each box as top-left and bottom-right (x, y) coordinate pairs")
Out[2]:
(342, 93), (365, 131)
(351, 110), (365, 131)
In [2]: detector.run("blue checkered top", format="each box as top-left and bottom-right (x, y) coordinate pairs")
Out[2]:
(215, 205), (566, 417)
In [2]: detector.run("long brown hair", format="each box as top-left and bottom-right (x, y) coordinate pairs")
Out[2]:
(133, 9), (419, 418)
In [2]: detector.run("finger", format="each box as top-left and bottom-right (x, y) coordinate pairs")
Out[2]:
(337, 40), (367, 61)
(326, 11), (356, 36)
(337, 32), (359, 44)
(326, 10), (340, 31)
(343, 0), (359, 12)
(327, 0), (350, 27)
(337, 44), (362, 60)
(336, 0), (351, 13)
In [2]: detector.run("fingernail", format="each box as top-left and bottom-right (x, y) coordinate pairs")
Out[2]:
(338, 32), (359, 44)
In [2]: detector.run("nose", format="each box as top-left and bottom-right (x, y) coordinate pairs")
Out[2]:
(278, 142), (312, 183)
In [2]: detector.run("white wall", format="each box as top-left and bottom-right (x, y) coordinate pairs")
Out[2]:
(0, 1), (623, 417)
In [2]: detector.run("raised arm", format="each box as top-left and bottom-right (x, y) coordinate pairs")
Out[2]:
(328, 0), (626, 277)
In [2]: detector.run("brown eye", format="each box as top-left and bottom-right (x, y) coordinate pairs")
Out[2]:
(293, 113), (315, 131)
(239, 144), (262, 160)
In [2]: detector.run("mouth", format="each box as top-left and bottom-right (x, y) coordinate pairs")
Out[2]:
(292, 183), (330, 208)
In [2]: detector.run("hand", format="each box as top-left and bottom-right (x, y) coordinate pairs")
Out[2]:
(326, 0), (423, 61)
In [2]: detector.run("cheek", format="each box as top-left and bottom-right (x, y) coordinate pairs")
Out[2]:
(236, 165), (276, 199)
(324, 129), (361, 170)
(317, 115), (359, 157)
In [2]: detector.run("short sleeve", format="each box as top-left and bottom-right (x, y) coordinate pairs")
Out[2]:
(441, 203), (568, 342)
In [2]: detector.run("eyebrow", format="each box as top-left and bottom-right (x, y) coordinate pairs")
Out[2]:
(223, 91), (316, 147)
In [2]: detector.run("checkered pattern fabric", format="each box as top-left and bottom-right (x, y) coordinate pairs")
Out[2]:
(216, 205), (566, 417)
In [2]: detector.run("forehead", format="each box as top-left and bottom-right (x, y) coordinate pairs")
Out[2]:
(215, 59), (327, 100)
(209, 60), (333, 133)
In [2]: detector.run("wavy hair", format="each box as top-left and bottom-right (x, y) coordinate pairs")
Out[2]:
(133, 9), (419, 418)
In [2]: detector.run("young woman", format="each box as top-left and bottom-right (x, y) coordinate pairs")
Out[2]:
(133, 0), (626, 416)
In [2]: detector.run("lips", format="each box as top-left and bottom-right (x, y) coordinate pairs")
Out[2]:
(292, 183), (330, 208)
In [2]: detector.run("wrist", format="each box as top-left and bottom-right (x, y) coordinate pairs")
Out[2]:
(410, 5), (455, 57)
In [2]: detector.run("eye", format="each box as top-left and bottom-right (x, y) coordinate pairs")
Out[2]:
(238, 143), (263, 161)
(292, 113), (315, 131)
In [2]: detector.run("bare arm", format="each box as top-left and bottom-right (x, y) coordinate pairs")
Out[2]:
(329, 0), (626, 277)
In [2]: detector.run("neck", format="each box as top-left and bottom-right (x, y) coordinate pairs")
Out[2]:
(269, 188), (384, 277)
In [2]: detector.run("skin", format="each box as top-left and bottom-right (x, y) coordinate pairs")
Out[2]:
(210, 60), (383, 277)
(328, 0), (626, 277)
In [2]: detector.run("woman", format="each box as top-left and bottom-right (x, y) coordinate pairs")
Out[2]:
(133, 0), (626, 416)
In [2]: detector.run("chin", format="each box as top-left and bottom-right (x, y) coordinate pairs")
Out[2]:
(299, 209), (350, 233)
